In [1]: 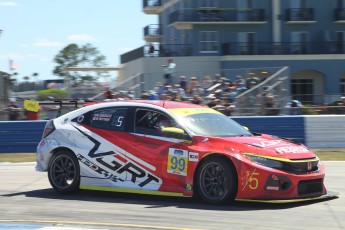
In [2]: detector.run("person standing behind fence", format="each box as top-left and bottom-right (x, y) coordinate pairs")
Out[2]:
(3, 98), (21, 120)
(43, 96), (60, 120)
(162, 59), (176, 85)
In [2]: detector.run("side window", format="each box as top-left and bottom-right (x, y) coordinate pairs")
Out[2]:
(75, 108), (127, 131)
(135, 109), (174, 136)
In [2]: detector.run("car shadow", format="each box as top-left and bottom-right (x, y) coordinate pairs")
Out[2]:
(1, 188), (338, 211)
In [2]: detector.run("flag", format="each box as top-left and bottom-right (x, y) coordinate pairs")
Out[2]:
(9, 59), (18, 71)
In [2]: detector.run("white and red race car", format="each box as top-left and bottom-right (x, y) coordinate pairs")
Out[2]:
(36, 100), (338, 204)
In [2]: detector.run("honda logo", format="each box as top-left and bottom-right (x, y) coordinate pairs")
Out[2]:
(307, 162), (312, 171)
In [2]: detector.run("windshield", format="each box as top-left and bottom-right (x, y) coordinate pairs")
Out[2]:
(177, 113), (252, 137)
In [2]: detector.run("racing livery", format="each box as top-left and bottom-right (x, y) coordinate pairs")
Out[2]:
(36, 100), (338, 204)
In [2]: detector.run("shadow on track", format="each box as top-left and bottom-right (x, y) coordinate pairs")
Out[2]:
(1, 188), (338, 212)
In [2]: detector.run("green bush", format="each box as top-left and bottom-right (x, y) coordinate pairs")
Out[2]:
(36, 89), (69, 100)
(301, 105), (318, 115)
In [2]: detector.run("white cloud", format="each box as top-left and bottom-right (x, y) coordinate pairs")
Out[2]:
(33, 39), (63, 47)
(67, 34), (96, 41)
(0, 1), (18, 6)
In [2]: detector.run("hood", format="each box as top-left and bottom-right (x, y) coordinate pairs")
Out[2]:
(199, 134), (315, 160)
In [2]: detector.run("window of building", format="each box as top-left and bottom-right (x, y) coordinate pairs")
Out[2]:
(337, 31), (345, 53)
(291, 32), (309, 54)
(291, 79), (314, 104)
(237, 32), (256, 54)
(341, 78), (345, 95)
(199, 31), (219, 53)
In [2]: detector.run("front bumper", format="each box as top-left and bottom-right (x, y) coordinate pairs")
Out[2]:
(235, 157), (331, 201)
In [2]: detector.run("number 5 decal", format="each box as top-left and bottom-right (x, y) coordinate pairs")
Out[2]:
(242, 169), (259, 191)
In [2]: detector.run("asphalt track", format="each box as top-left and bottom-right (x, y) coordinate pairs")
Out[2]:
(0, 162), (344, 230)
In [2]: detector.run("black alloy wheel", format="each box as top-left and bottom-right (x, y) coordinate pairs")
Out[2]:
(196, 156), (237, 205)
(48, 151), (80, 194)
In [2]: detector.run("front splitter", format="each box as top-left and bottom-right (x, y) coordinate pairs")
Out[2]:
(236, 191), (339, 204)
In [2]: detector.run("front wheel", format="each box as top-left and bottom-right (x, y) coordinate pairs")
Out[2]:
(48, 151), (80, 194)
(196, 156), (237, 205)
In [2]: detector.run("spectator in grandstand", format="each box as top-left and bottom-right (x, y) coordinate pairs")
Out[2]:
(235, 75), (246, 86)
(173, 84), (186, 100)
(179, 76), (187, 92)
(154, 82), (164, 96)
(162, 58), (176, 85)
(149, 43), (155, 57)
(186, 76), (200, 96)
(201, 76), (213, 92)
(189, 94), (203, 105)
(264, 95), (279, 116)
(229, 86), (238, 103)
(148, 90), (159, 100)
(103, 88), (112, 100)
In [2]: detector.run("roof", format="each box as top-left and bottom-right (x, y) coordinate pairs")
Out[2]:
(129, 100), (206, 109)
(83, 100), (207, 109)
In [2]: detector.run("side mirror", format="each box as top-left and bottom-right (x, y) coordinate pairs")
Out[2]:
(161, 127), (185, 135)
(161, 127), (191, 141)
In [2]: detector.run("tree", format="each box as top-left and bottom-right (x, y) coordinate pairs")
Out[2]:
(53, 43), (109, 87)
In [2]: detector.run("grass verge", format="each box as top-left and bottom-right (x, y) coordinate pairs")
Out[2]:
(0, 149), (345, 163)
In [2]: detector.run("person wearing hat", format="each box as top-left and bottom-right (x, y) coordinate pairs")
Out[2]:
(3, 98), (21, 120)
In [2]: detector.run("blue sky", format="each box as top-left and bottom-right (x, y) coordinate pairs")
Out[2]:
(0, 1), (156, 82)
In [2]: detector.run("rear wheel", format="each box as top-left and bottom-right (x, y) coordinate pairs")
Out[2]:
(48, 151), (80, 194)
(196, 156), (237, 205)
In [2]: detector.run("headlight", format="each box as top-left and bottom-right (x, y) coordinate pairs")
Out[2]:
(245, 154), (283, 169)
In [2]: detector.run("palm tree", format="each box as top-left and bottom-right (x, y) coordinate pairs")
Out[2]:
(32, 72), (39, 80)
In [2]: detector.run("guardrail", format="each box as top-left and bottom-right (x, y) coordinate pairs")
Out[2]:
(1, 115), (345, 153)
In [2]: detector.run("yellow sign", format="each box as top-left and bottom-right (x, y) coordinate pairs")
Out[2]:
(24, 100), (39, 112)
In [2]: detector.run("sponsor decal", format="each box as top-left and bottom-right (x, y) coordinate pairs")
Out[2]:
(174, 149), (184, 156)
(73, 125), (161, 188)
(266, 186), (280, 191)
(189, 152), (199, 162)
(275, 146), (309, 154)
(185, 183), (193, 192)
(167, 148), (188, 176)
(251, 140), (284, 148)
(272, 175), (278, 181)
(39, 139), (46, 147)
(77, 115), (84, 123)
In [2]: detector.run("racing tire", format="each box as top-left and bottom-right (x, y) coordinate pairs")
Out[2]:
(48, 151), (80, 194)
(196, 156), (237, 205)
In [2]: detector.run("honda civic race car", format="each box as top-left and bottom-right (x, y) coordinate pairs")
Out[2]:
(36, 100), (338, 204)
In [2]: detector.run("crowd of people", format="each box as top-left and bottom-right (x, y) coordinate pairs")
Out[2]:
(1, 97), (60, 121)
(102, 68), (278, 116)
